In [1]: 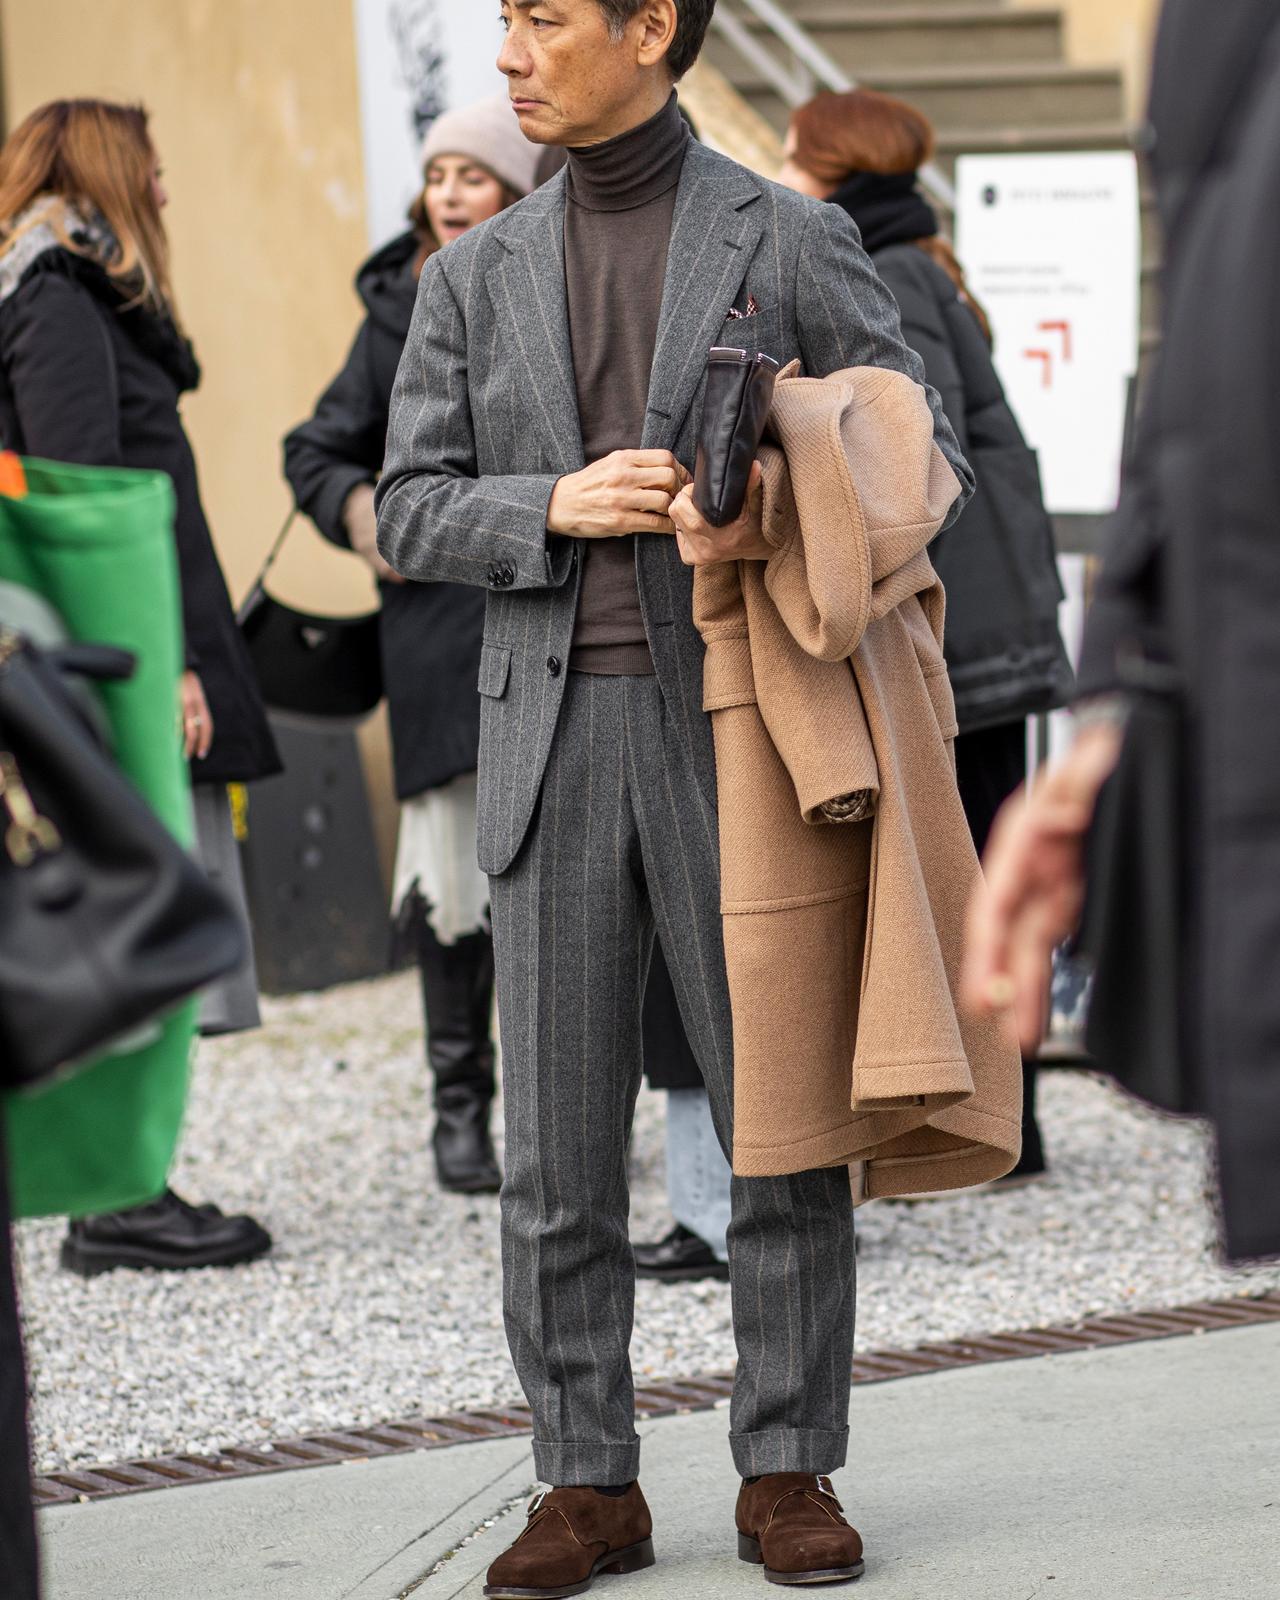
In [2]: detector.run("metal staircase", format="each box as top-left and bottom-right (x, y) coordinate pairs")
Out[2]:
(700, 0), (1158, 361)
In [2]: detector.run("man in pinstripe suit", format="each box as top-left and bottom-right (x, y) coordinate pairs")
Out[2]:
(378, 1), (971, 1590)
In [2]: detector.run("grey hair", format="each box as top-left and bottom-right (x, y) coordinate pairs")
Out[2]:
(593, 0), (716, 81)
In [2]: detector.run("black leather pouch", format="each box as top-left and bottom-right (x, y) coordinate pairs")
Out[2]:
(693, 347), (781, 528)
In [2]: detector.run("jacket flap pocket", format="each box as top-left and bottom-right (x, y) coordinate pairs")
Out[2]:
(703, 635), (757, 710)
(477, 642), (511, 699)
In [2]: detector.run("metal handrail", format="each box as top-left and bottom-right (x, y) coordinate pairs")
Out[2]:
(711, 0), (957, 210)
(738, 0), (853, 95)
(711, 6), (815, 108)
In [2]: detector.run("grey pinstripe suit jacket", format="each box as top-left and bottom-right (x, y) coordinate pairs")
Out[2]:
(377, 139), (973, 876)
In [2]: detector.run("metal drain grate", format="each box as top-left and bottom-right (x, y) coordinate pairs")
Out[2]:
(32, 1290), (1280, 1507)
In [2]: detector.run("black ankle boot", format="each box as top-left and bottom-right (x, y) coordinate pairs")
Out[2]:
(417, 920), (502, 1194)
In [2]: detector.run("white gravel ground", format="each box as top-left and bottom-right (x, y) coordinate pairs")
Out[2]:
(15, 972), (1280, 1474)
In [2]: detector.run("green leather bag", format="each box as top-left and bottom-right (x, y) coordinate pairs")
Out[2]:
(0, 456), (195, 1219)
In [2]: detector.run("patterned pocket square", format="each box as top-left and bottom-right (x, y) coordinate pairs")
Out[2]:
(727, 294), (760, 320)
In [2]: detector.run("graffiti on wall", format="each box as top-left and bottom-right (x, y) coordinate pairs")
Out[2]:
(388, 0), (448, 139)
(353, 0), (505, 245)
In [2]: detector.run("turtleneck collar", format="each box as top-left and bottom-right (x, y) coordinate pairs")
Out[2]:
(566, 92), (689, 214)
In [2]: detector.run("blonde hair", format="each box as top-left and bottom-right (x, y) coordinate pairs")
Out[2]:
(0, 99), (175, 316)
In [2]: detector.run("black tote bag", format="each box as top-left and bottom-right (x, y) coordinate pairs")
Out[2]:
(0, 628), (246, 1090)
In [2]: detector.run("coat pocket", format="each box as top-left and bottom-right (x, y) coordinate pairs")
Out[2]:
(702, 635), (757, 711)
(477, 642), (511, 699)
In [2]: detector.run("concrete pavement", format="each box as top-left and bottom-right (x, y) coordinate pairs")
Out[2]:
(39, 1321), (1280, 1600)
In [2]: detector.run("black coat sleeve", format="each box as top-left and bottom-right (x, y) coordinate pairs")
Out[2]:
(872, 247), (968, 457)
(0, 274), (122, 465)
(944, 294), (1027, 454)
(283, 318), (389, 548)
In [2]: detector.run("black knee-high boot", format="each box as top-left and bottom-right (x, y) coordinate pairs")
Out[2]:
(416, 915), (501, 1194)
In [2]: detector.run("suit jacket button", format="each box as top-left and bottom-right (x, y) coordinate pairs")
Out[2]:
(501, 564), (516, 585)
(547, 656), (562, 677)
(486, 564), (499, 585)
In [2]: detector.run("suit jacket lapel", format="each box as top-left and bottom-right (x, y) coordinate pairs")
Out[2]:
(643, 143), (765, 451)
(493, 173), (585, 474)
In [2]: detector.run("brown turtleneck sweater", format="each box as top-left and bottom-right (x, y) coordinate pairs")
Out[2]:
(564, 94), (690, 675)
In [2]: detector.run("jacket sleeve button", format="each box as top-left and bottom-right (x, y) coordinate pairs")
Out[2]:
(547, 656), (562, 677)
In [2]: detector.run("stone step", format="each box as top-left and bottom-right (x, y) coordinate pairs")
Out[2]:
(929, 119), (1134, 176)
(705, 5), (1065, 75)
(729, 61), (1127, 137)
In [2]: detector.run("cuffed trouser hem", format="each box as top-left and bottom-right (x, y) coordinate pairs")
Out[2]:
(730, 1426), (850, 1478)
(532, 1438), (642, 1486)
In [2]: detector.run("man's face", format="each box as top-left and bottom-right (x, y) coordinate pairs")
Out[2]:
(498, 0), (670, 146)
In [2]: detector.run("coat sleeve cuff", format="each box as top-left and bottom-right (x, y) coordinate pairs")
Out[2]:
(310, 467), (375, 550)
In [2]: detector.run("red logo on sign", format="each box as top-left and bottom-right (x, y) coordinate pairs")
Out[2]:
(1023, 320), (1073, 387)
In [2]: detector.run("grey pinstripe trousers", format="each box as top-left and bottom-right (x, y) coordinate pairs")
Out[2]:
(490, 675), (856, 1486)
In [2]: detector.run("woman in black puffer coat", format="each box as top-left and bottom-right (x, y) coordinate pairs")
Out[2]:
(285, 98), (539, 1196)
(782, 87), (1076, 1184)
(0, 100), (276, 1273)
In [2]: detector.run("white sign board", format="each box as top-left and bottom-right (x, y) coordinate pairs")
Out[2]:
(955, 153), (1141, 515)
(352, 0), (507, 247)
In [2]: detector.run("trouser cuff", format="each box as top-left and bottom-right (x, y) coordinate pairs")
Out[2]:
(532, 1437), (642, 1486)
(730, 1426), (849, 1478)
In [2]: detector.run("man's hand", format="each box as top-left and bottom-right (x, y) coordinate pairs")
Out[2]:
(344, 483), (405, 584)
(546, 450), (690, 538)
(961, 722), (1125, 1052)
(669, 462), (771, 566)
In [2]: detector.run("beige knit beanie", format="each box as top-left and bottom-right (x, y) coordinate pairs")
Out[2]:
(420, 93), (540, 198)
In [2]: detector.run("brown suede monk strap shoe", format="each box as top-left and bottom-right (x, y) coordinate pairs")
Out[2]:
(484, 1483), (655, 1599)
(736, 1473), (865, 1586)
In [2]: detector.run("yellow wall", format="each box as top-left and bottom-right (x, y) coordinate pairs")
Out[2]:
(0, 0), (403, 876)
(0, 0), (377, 616)
(1012, 0), (1162, 116)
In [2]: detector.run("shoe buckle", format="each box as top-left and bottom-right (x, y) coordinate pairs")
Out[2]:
(527, 1487), (549, 1517)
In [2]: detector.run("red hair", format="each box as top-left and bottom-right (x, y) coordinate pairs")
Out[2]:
(790, 88), (933, 186)
(789, 89), (991, 347)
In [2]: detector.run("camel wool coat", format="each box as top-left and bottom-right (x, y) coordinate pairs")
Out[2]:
(694, 365), (1022, 1196)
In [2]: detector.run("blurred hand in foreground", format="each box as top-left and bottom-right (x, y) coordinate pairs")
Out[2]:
(962, 722), (1125, 1052)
